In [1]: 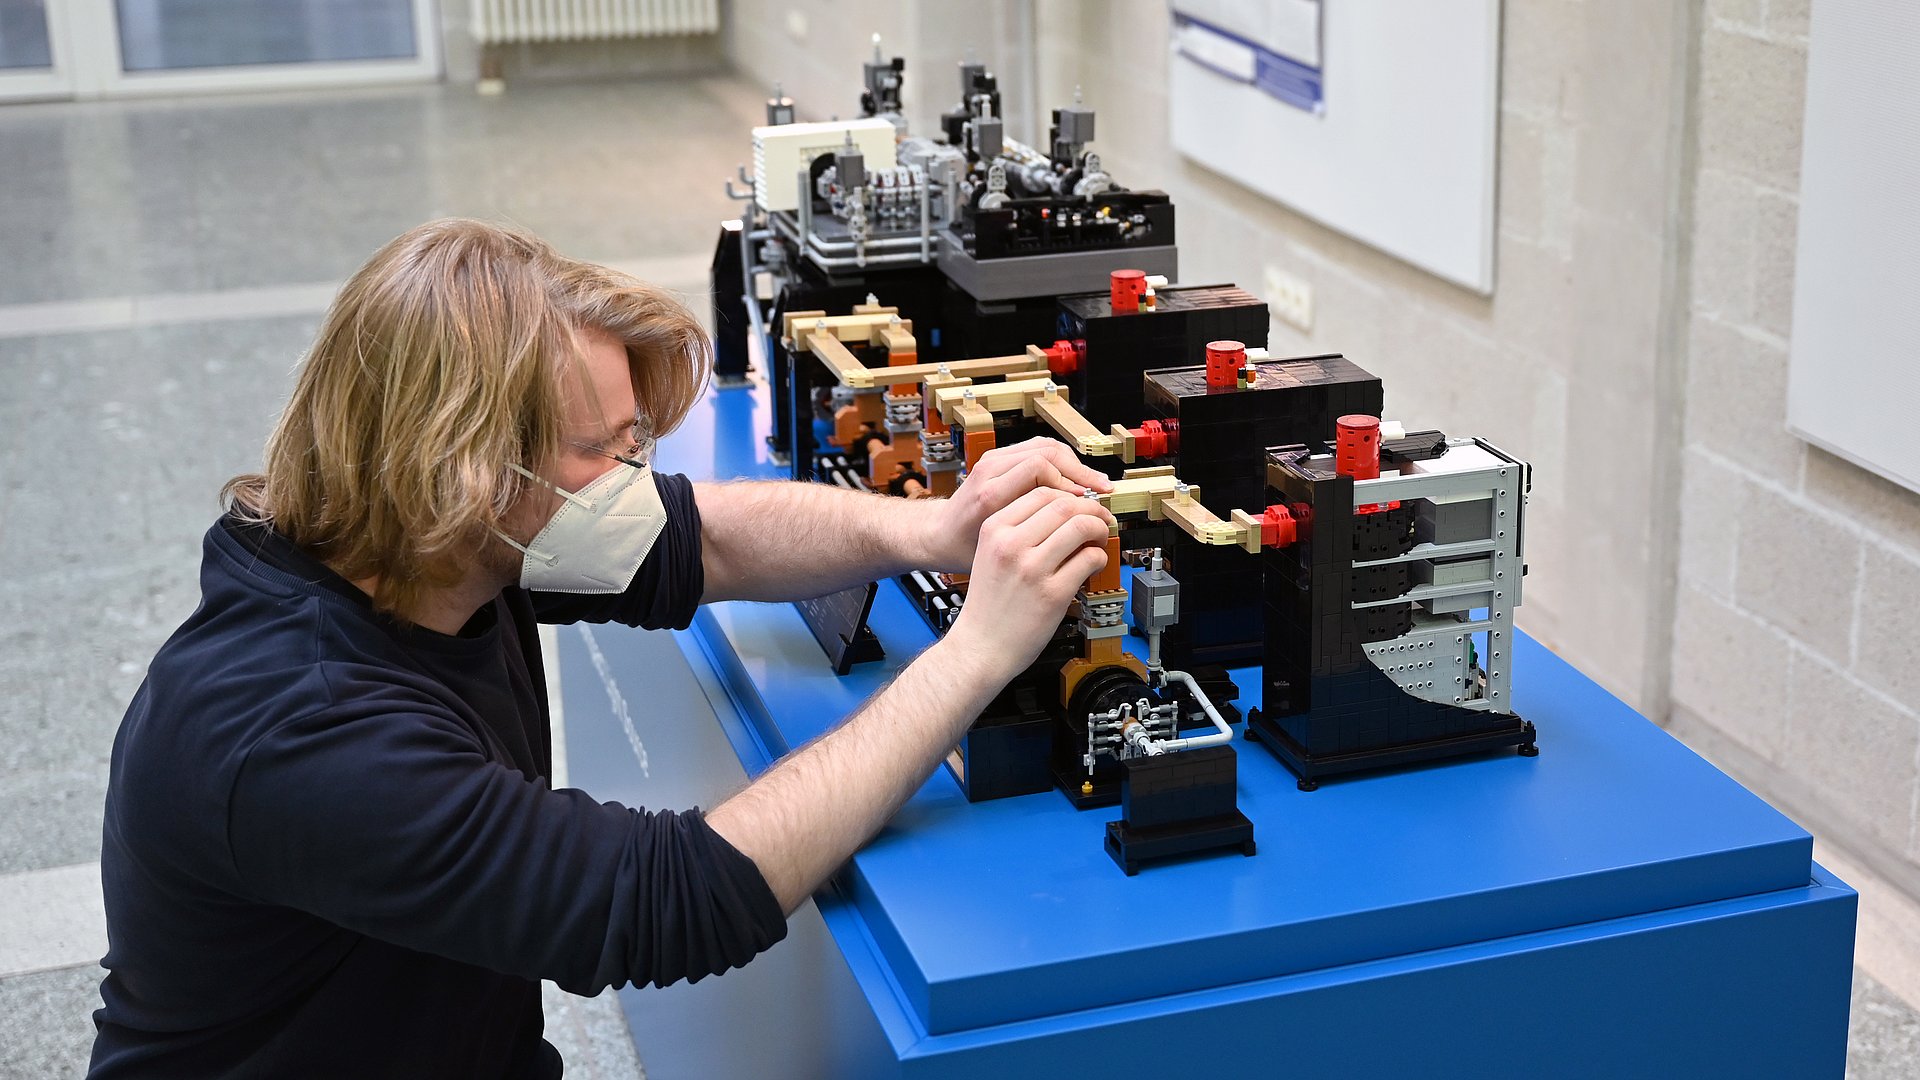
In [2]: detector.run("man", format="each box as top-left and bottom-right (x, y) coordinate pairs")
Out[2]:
(90, 219), (1115, 1077)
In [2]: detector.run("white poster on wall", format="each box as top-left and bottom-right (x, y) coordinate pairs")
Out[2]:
(1167, 0), (1501, 294)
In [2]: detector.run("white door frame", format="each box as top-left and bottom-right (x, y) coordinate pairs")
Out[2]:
(0, 1), (76, 102)
(2, 0), (440, 103)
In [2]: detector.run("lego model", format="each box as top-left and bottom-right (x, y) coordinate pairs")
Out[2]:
(764, 285), (1538, 864)
(1252, 422), (1537, 788)
(781, 301), (1273, 873)
(707, 41), (1537, 871)
(710, 40), (1179, 480)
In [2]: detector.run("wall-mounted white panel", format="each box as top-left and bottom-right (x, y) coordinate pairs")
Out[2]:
(1168, 0), (1500, 293)
(1786, 0), (1920, 495)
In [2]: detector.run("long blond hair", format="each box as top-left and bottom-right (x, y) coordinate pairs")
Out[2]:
(224, 218), (709, 619)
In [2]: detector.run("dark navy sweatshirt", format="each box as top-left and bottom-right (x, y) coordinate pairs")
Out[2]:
(89, 471), (787, 1079)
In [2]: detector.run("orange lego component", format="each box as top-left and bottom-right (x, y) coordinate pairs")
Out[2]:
(963, 429), (997, 469)
(1088, 534), (1123, 593)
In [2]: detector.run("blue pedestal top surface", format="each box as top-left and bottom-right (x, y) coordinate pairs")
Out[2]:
(660, 382), (1822, 1041)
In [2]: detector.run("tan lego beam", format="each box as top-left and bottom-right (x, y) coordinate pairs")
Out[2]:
(930, 374), (1054, 423)
(952, 400), (996, 434)
(809, 334), (870, 385)
(1096, 467), (1178, 516)
(785, 309), (907, 353)
(1156, 484), (1256, 547)
(846, 352), (1044, 390)
(1031, 384), (1122, 457)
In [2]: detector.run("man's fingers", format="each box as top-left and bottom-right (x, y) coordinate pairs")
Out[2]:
(1010, 494), (1112, 553)
(977, 455), (1110, 523)
(1032, 513), (1113, 581)
(1057, 541), (1112, 584)
(1029, 438), (1115, 492)
(988, 485), (1075, 531)
(986, 437), (1114, 493)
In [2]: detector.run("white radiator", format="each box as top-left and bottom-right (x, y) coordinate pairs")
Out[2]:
(470, 0), (719, 44)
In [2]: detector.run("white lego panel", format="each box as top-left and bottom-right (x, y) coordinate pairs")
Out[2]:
(1402, 443), (1507, 476)
(752, 117), (899, 213)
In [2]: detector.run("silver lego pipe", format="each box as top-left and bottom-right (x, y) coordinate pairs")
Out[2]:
(1146, 670), (1234, 752)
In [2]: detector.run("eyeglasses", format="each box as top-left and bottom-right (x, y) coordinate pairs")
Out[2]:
(568, 413), (656, 468)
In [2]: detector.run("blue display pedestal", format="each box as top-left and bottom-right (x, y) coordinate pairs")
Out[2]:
(569, 383), (1856, 1078)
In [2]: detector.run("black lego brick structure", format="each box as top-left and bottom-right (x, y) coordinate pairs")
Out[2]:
(1143, 354), (1384, 515)
(710, 221), (751, 383)
(1057, 284), (1270, 433)
(1105, 745), (1256, 875)
(1139, 353), (1384, 668)
(1249, 445), (1535, 788)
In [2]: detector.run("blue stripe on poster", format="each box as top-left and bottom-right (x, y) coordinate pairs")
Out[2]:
(1173, 11), (1325, 116)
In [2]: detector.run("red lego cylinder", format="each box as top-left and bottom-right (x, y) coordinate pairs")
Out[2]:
(1205, 340), (1246, 389)
(1109, 269), (1147, 314)
(1128, 418), (1177, 459)
(1335, 414), (1383, 480)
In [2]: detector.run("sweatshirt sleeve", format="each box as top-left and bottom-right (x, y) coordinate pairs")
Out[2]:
(529, 470), (705, 631)
(225, 701), (786, 993)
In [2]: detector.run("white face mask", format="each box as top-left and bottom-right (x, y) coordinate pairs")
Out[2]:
(495, 460), (668, 594)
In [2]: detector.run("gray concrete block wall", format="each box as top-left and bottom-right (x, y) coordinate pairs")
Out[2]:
(721, 0), (911, 126)
(721, 0), (1036, 143)
(1674, 2), (1920, 891)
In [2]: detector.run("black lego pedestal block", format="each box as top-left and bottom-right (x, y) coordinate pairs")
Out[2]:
(1104, 745), (1256, 875)
(1058, 284), (1270, 431)
(953, 714), (1055, 802)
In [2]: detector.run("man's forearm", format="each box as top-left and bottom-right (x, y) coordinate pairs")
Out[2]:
(704, 634), (1003, 913)
(694, 479), (942, 603)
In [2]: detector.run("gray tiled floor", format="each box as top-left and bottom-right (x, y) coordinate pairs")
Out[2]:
(0, 964), (100, 1080)
(0, 77), (761, 305)
(1852, 971), (1920, 1080)
(0, 69), (1912, 1079)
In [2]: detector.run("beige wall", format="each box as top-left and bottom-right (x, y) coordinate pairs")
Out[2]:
(722, 0), (1036, 142)
(722, 0), (1920, 993)
(1669, 0), (1920, 973)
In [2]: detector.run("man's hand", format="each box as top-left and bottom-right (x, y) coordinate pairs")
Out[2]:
(943, 484), (1114, 683)
(916, 438), (1114, 573)
(703, 446), (1114, 913)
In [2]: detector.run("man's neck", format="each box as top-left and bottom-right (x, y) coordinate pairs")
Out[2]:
(341, 571), (507, 636)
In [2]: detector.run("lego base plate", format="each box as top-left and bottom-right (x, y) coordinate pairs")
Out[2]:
(1245, 707), (1538, 790)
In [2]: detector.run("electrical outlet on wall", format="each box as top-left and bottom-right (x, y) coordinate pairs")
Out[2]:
(785, 8), (809, 40)
(1264, 264), (1314, 333)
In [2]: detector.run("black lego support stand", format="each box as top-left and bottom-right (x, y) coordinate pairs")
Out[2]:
(1106, 745), (1256, 876)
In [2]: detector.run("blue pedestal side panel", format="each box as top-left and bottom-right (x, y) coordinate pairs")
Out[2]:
(820, 867), (1855, 1079)
(625, 382), (1857, 1076)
